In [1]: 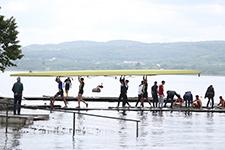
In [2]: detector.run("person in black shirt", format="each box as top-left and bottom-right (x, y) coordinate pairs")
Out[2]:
(141, 77), (151, 107)
(77, 76), (88, 108)
(205, 85), (215, 109)
(164, 90), (180, 108)
(12, 77), (23, 115)
(117, 76), (131, 107)
(151, 81), (158, 108)
(64, 77), (72, 98)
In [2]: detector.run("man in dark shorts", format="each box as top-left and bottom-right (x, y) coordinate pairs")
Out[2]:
(183, 91), (193, 108)
(117, 76), (131, 107)
(141, 77), (151, 107)
(77, 76), (88, 108)
(151, 81), (158, 108)
(51, 77), (68, 108)
(64, 77), (72, 98)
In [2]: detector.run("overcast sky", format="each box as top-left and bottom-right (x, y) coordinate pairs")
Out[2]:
(1, 0), (225, 46)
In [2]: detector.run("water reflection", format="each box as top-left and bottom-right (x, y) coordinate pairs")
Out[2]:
(11, 131), (21, 149)
(2, 110), (225, 150)
(184, 111), (192, 117)
(76, 113), (86, 135)
(207, 112), (214, 120)
(1, 129), (22, 150)
(3, 133), (8, 150)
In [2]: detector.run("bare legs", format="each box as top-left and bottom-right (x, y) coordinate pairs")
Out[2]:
(50, 93), (67, 108)
(77, 94), (88, 108)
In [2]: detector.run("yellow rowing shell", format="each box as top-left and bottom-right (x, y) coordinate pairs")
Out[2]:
(10, 69), (201, 77)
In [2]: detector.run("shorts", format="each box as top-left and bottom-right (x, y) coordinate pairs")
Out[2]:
(65, 85), (70, 91)
(143, 92), (148, 98)
(138, 94), (142, 100)
(78, 89), (84, 95)
(56, 90), (64, 97)
(152, 94), (158, 102)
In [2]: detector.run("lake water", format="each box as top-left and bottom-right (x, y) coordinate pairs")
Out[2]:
(1, 71), (225, 150)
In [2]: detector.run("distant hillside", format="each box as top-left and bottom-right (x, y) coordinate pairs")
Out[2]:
(10, 40), (225, 75)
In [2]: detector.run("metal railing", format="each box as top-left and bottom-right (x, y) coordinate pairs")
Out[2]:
(72, 112), (140, 138)
(0, 100), (141, 138)
(51, 108), (140, 138)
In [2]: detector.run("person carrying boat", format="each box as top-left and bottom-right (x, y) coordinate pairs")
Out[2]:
(141, 77), (151, 107)
(192, 95), (202, 109)
(12, 77), (23, 115)
(117, 76), (131, 107)
(51, 77), (68, 108)
(135, 80), (144, 107)
(183, 91), (193, 108)
(158, 80), (165, 108)
(205, 85), (215, 109)
(164, 90), (180, 108)
(77, 76), (88, 108)
(151, 81), (158, 108)
(64, 77), (72, 98)
(217, 96), (225, 108)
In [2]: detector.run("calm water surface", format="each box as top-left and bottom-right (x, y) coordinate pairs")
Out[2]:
(1, 72), (225, 150)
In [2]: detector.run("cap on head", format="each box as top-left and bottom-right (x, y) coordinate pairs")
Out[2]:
(17, 77), (21, 81)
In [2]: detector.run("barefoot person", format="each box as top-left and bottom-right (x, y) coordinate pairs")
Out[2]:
(51, 77), (67, 108)
(158, 80), (165, 108)
(141, 77), (151, 107)
(117, 76), (131, 107)
(173, 95), (183, 108)
(151, 81), (158, 108)
(64, 77), (72, 98)
(192, 95), (202, 109)
(135, 80), (144, 107)
(217, 96), (225, 108)
(77, 76), (88, 108)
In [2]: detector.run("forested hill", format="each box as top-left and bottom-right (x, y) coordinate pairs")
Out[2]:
(11, 40), (225, 75)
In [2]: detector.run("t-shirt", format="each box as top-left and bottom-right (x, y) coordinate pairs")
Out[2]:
(138, 85), (143, 95)
(12, 81), (23, 95)
(58, 81), (63, 90)
(158, 84), (164, 96)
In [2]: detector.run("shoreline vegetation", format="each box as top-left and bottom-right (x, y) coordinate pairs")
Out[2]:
(8, 40), (225, 75)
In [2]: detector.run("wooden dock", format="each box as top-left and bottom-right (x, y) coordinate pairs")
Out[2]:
(60, 107), (225, 113)
(0, 113), (49, 126)
(21, 104), (225, 113)
(24, 96), (139, 102)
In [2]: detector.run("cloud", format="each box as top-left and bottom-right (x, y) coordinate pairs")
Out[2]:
(2, 0), (225, 45)
(3, 0), (29, 13)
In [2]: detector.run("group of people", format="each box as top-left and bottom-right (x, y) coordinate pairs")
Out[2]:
(117, 78), (224, 109)
(50, 76), (88, 108)
(11, 76), (225, 115)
